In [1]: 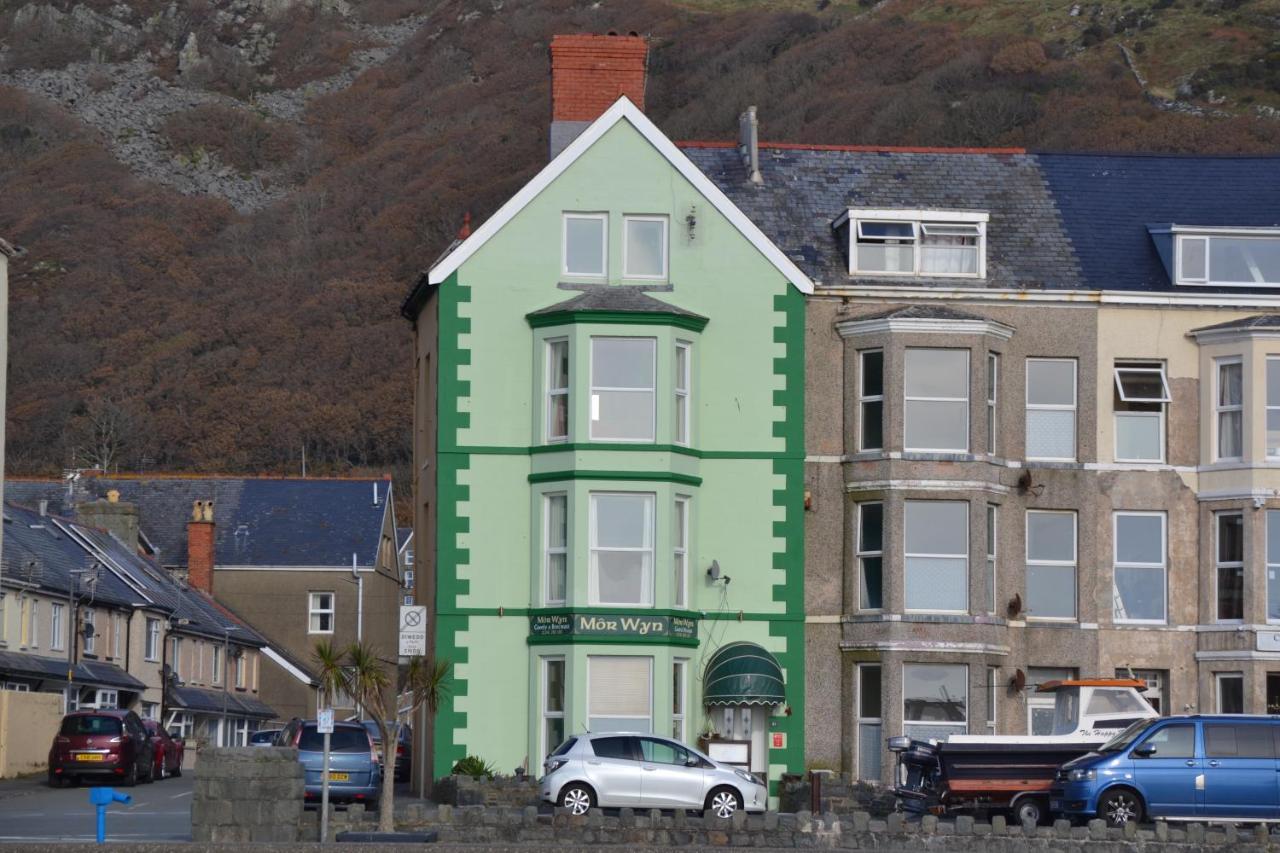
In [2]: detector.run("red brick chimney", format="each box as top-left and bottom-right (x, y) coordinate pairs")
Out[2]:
(549, 33), (648, 159)
(187, 500), (216, 594)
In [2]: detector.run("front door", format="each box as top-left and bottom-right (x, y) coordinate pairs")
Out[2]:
(584, 736), (644, 807)
(1201, 723), (1280, 819)
(722, 706), (768, 775)
(1131, 723), (1200, 818)
(637, 737), (706, 808)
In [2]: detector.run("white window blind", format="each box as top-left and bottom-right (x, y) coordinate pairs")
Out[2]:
(588, 656), (652, 733)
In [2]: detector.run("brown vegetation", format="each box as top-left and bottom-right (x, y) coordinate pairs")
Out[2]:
(164, 105), (300, 173)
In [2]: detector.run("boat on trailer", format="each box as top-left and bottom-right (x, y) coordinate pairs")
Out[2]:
(889, 678), (1158, 825)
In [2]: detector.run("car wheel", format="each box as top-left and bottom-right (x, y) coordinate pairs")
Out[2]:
(1101, 788), (1143, 828)
(1014, 797), (1047, 826)
(558, 783), (595, 816)
(172, 761), (182, 778)
(157, 757), (167, 781)
(122, 762), (138, 788)
(48, 772), (63, 788)
(705, 787), (743, 820)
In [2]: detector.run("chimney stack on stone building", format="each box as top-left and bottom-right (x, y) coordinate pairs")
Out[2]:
(548, 32), (648, 159)
(187, 499), (216, 593)
(76, 489), (141, 551)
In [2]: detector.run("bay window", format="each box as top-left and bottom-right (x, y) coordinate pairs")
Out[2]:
(858, 350), (884, 451)
(673, 497), (689, 609)
(544, 494), (568, 605)
(563, 213), (606, 277)
(986, 352), (998, 455)
(856, 664), (882, 781)
(674, 342), (691, 445)
(1216, 358), (1243, 460)
(590, 337), (656, 441)
(904, 500), (968, 613)
(986, 504), (998, 614)
(1216, 512), (1244, 622)
(589, 493), (654, 606)
(1268, 357), (1280, 458)
(856, 502), (883, 611)
(903, 663), (967, 740)
(1026, 510), (1077, 620)
(546, 339), (569, 442)
(1269, 510), (1280, 622)
(904, 348), (969, 452)
(1112, 512), (1167, 623)
(588, 655), (652, 733)
(1026, 358), (1076, 461)
(1114, 362), (1170, 463)
(542, 657), (565, 763)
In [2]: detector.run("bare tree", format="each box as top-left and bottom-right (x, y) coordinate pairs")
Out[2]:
(70, 396), (137, 472)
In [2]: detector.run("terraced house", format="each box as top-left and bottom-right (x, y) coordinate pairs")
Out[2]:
(403, 35), (808, 794)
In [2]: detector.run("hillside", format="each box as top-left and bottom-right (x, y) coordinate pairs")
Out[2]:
(1, 0), (1278, 484)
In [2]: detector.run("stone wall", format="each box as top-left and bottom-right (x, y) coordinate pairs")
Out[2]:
(192, 747), (304, 843)
(434, 774), (541, 807)
(778, 772), (897, 817)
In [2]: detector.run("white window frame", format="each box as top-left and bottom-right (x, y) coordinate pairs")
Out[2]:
(51, 603), (65, 652)
(27, 599), (38, 650)
(1268, 357), (1280, 459)
(112, 612), (123, 660)
(672, 658), (687, 743)
(308, 592), (335, 635)
(674, 341), (691, 446)
(170, 636), (182, 678)
(843, 209), (988, 279)
(403, 594), (415, 606)
(212, 645), (223, 686)
(544, 493), (569, 606)
(1215, 357), (1244, 461)
(145, 617), (159, 662)
(1215, 672), (1245, 713)
(1174, 228), (1280, 288)
(1268, 509), (1280, 624)
(1025, 510), (1078, 622)
(588, 492), (655, 607)
(903, 348), (970, 453)
(858, 349), (884, 452)
(235, 652), (247, 689)
(82, 608), (95, 655)
(855, 663), (882, 781)
(589, 336), (657, 443)
(622, 215), (669, 281)
(1216, 511), (1245, 624)
(545, 338), (570, 443)
(856, 502), (883, 612)
(1025, 358), (1077, 462)
(541, 656), (566, 764)
(1112, 511), (1168, 625)
(987, 666), (999, 734)
(903, 500), (968, 614)
(902, 662), (969, 729)
(404, 569), (415, 586)
(987, 352), (999, 456)
(562, 212), (607, 278)
(1114, 362), (1170, 464)
(986, 503), (998, 615)
(673, 497), (689, 609)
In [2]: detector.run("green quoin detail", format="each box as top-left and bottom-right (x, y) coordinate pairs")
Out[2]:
(526, 309), (709, 333)
(435, 271), (472, 779)
(769, 285), (806, 789)
(527, 470), (703, 487)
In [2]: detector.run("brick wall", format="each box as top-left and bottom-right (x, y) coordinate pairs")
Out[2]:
(549, 34), (647, 122)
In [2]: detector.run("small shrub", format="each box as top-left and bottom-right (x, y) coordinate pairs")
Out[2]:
(163, 105), (298, 173)
(452, 755), (496, 779)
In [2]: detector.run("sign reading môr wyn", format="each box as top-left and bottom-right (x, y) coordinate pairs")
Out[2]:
(530, 613), (697, 641)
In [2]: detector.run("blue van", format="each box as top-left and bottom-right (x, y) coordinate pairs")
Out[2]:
(1051, 715), (1280, 826)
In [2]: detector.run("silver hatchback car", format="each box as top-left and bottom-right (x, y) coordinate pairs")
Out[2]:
(540, 732), (767, 817)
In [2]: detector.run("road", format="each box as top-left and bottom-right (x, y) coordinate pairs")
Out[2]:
(0, 773), (193, 843)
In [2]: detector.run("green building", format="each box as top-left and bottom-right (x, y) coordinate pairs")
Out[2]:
(401, 37), (811, 798)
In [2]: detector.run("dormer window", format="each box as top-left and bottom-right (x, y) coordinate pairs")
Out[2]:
(1174, 228), (1280, 288)
(840, 209), (987, 278)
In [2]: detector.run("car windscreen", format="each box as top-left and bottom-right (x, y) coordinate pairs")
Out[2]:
(249, 731), (276, 743)
(61, 716), (123, 737)
(298, 727), (369, 753)
(1098, 718), (1157, 752)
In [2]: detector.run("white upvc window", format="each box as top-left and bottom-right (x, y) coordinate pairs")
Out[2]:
(1026, 358), (1077, 461)
(1114, 362), (1170, 463)
(546, 339), (570, 443)
(986, 504), (998, 615)
(1268, 358), (1280, 458)
(856, 664), (882, 781)
(858, 350), (884, 452)
(856, 502), (883, 611)
(404, 570), (415, 587)
(235, 653), (247, 689)
(1268, 510), (1280, 623)
(589, 493), (655, 606)
(145, 618), (160, 661)
(673, 497), (689, 609)
(587, 655), (652, 733)
(903, 663), (967, 739)
(904, 348), (969, 452)
(672, 659), (687, 743)
(542, 657), (566, 764)
(846, 210), (987, 278)
(26, 600), (38, 649)
(51, 604), (65, 652)
(212, 645), (223, 685)
(1175, 229), (1280, 288)
(403, 594), (415, 606)
(904, 500), (968, 613)
(308, 592), (335, 634)
(83, 608), (96, 655)
(590, 337), (656, 442)
(986, 666), (998, 735)
(623, 215), (668, 280)
(544, 493), (568, 605)
(987, 352), (999, 456)
(1216, 512), (1245, 623)
(112, 612), (124, 660)
(170, 636), (182, 678)
(563, 213), (607, 278)
(674, 342), (691, 446)
(1215, 358), (1243, 461)
(1216, 672), (1245, 713)
(1113, 512), (1167, 624)
(1026, 510), (1077, 621)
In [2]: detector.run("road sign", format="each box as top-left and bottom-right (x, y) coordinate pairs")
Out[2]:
(399, 605), (427, 656)
(317, 708), (334, 734)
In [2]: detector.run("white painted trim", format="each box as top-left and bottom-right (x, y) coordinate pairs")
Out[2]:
(427, 98), (814, 293)
(261, 646), (315, 685)
(805, 615), (842, 624)
(1197, 488), (1279, 502)
(215, 565), (376, 572)
(841, 640), (1009, 655)
(845, 479), (1012, 495)
(843, 209), (990, 225)
(1189, 328), (1280, 344)
(1197, 650), (1280, 661)
(813, 284), (1280, 308)
(836, 317), (1013, 340)
(805, 455), (845, 464)
(1171, 225), (1280, 237)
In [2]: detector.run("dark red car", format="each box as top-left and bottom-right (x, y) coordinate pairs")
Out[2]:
(143, 719), (184, 780)
(48, 710), (155, 787)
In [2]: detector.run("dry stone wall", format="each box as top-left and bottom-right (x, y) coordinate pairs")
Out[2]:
(192, 746), (304, 843)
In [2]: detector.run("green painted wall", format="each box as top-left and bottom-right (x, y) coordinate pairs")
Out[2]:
(430, 116), (805, 789)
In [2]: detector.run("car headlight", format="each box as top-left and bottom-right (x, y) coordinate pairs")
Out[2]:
(733, 768), (760, 786)
(1067, 768), (1096, 783)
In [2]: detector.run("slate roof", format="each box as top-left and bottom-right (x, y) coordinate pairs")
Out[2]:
(1037, 154), (1280, 293)
(0, 650), (146, 690)
(2, 503), (141, 609)
(5, 476), (392, 569)
(682, 145), (1085, 291)
(529, 285), (709, 319)
(169, 684), (276, 718)
(1190, 313), (1280, 334)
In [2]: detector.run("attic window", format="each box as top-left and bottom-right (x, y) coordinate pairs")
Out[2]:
(842, 209), (987, 279)
(1175, 228), (1280, 288)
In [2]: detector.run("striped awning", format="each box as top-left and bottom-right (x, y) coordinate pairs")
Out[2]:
(702, 642), (784, 707)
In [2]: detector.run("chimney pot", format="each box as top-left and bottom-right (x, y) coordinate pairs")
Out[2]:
(107, 489), (120, 504)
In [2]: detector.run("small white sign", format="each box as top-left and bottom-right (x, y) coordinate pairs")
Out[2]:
(1257, 631), (1280, 652)
(317, 708), (334, 734)
(399, 605), (428, 657)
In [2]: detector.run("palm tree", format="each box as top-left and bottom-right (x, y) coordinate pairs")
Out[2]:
(311, 639), (348, 710)
(342, 642), (395, 831)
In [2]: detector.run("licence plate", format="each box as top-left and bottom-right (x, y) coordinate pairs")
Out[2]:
(327, 772), (350, 782)
(75, 753), (104, 762)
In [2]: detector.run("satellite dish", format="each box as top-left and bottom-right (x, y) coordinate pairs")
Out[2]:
(1012, 669), (1027, 692)
(706, 560), (721, 581)
(1006, 592), (1023, 620)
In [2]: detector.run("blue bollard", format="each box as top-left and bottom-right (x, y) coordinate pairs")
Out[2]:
(88, 787), (132, 843)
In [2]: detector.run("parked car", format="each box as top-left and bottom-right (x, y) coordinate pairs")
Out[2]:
(275, 719), (381, 805)
(249, 729), (281, 747)
(539, 733), (766, 817)
(1052, 715), (1280, 827)
(142, 719), (184, 779)
(48, 710), (155, 787)
(362, 721), (411, 782)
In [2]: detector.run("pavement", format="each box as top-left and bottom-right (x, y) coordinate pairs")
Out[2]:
(0, 772), (193, 843)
